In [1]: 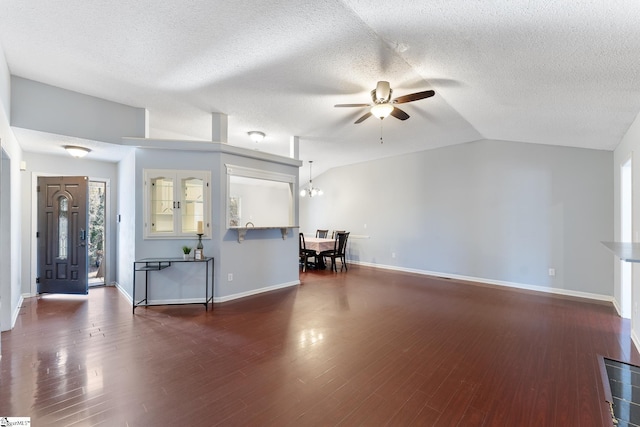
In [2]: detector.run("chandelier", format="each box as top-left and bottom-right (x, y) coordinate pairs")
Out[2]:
(300, 160), (323, 198)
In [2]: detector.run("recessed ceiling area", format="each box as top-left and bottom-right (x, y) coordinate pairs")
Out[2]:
(1, 1), (640, 175)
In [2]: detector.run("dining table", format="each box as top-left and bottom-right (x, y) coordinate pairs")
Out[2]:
(304, 236), (335, 269)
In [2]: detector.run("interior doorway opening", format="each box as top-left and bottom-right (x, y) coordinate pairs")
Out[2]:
(621, 157), (632, 319)
(89, 180), (106, 286)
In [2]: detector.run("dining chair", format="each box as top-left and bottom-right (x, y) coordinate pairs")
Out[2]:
(299, 233), (317, 272)
(331, 230), (345, 239)
(320, 232), (350, 272)
(316, 229), (329, 238)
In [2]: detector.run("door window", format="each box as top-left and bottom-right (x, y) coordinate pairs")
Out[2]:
(58, 196), (69, 260)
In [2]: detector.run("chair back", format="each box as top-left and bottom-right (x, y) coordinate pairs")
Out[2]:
(332, 230), (345, 239)
(335, 231), (349, 255)
(316, 229), (329, 238)
(299, 233), (307, 252)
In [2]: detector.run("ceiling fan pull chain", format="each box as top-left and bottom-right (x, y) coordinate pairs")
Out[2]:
(380, 121), (384, 144)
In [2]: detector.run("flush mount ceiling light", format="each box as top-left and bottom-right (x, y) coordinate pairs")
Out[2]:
(247, 131), (265, 143)
(64, 145), (91, 158)
(300, 160), (323, 198)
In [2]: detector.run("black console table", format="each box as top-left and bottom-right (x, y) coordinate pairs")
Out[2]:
(132, 257), (214, 313)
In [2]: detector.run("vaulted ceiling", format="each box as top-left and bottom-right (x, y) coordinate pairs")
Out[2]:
(2, 1), (640, 176)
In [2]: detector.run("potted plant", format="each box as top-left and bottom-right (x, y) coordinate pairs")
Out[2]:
(181, 246), (192, 260)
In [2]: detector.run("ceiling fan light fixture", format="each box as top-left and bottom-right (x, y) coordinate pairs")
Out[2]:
(64, 145), (91, 158)
(371, 103), (394, 120)
(335, 81), (434, 125)
(247, 131), (265, 143)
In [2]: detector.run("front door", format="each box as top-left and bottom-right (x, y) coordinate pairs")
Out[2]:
(37, 176), (89, 294)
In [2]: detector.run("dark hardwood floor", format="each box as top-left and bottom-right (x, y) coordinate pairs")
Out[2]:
(1, 265), (638, 426)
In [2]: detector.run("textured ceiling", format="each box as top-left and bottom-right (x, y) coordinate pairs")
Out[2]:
(1, 0), (640, 177)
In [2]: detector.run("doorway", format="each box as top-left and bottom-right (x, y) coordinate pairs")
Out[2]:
(37, 176), (89, 294)
(621, 157), (632, 319)
(89, 181), (106, 286)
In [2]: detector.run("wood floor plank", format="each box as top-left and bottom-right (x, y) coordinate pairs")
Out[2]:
(1, 266), (637, 426)
(385, 387), (433, 426)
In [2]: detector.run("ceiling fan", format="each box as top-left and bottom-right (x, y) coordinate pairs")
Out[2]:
(335, 81), (435, 124)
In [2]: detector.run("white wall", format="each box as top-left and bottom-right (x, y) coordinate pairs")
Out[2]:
(2, 73), (302, 315)
(5, 75), (144, 303)
(218, 152), (300, 301)
(229, 182), (291, 227)
(301, 139), (613, 299)
(120, 146), (300, 304)
(116, 150), (136, 300)
(20, 151), (119, 295)
(0, 43), (24, 335)
(613, 111), (640, 349)
(11, 76), (145, 143)
(0, 149), (12, 335)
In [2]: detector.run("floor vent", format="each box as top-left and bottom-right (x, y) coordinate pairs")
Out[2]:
(600, 356), (640, 426)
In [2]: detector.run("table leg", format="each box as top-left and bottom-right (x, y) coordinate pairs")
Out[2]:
(205, 260), (209, 311)
(132, 264), (136, 314)
(317, 252), (326, 269)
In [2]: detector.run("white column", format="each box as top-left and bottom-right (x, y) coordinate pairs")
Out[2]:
(212, 113), (228, 143)
(144, 109), (150, 138)
(290, 135), (299, 159)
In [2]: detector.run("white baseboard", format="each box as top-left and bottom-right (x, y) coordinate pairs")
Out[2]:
(117, 281), (209, 307)
(115, 280), (300, 305)
(114, 282), (132, 303)
(612, 298), (624, 317)
(632, 330), (640, 356)
(7, 295), (24, 331)
(351, 261), (614, 304)
(214, 280), (300, 303)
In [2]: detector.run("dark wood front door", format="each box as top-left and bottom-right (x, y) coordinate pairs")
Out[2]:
(37, 176), (89, 294)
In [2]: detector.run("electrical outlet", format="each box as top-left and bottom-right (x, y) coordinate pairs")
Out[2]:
(548, 268), (555, 277)
(392, 252), (396, 258)
(228, 273), (233, 281)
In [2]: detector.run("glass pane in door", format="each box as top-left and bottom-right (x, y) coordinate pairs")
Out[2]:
(151, 177), (174, 233)
(58, 196), (69, 260)
(181, 177), (204, 234)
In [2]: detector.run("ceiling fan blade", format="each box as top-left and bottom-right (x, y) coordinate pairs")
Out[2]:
(393, 90), (435, 104)
(390, 107), (410, 121)
(334, 103), (370, 108)
(354, 112), (372, 124)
